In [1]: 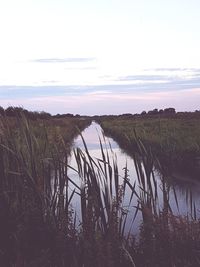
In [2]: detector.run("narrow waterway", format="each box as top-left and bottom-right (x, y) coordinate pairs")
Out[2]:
(68, 121), (200, 233)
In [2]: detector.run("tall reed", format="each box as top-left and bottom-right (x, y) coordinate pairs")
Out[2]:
(0, 115), (90, 266)
(1, 115), (200, 267)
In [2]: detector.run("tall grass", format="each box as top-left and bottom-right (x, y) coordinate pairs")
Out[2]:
(69, 134), (137, 267)
(1, 115), (200, 266)
(99, 117), (200, 177)
(0, 115), (91, 266)
(70, 129), (200, 266)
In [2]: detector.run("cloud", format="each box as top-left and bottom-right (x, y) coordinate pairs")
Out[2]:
(1, 69), (200, 115)
(1, 87), (200, 116)
(42, 80), (60, 84)
(87, 90), (111, 95)
(147, 68), (200, 72)
(1, 78), (200, 101)
(118, 75), (171, 82)
(31, 57), (96, 63)
(64, 66), (97, 71)
(153, 68), (189, 72)
(114, 72), (200, 92)
(0, 86), (69, 99)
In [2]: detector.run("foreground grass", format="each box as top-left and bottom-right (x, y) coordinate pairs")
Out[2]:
(99, 116), (200, 176)
(1, 115), (200, 267)
(0, 115), (91, 266)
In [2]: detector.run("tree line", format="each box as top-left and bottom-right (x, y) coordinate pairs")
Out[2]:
(0, 106), (81, 120)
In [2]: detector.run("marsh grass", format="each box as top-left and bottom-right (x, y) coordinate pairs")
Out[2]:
(69, 128), (200, 266)
(0, 115), (200, 266)
(99, 117), (200, 177)
(0, 115), (91, 266)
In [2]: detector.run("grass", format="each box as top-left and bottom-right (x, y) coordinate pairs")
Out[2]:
(99, 116), (200, 176)
(0, 115), (91, 266)
(1, 114), (200, 266)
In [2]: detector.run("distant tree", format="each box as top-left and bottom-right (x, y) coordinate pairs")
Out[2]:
(121, 113), (132, 117)
(65, 113), (74, 117)
(164, 107), (176, 114)
(141, 111), (147, 115)
(148, 108), (158, 115)
(54, 113), (61, 118)
(3, 106), (53, 120)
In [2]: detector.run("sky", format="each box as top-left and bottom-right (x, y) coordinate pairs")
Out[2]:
(0, 0), (200, 115)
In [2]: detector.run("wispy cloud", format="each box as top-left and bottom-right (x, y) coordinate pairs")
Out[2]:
(0, 86), (70, 99)
(117, 75), (171, 82)
(31, 57), (96, 63)
(153, 68), (200, 72)
(1, 87), (200, 115)
(1, 66), (200, 115)
(87, 90), (111, 95)
(115, 71), (200, 90)
(42, 80), (60, 84)
(64, 66), (97, 70)
(1, 78), (200, 101)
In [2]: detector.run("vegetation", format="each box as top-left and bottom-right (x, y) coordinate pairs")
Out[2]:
(0, 106), (87, 120)
(1, 111), (200, 266)
(0, 114), (92, 266)
(98, 113), (200, 177)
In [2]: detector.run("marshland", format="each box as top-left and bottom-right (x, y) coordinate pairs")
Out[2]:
(1, 107), (200, 267)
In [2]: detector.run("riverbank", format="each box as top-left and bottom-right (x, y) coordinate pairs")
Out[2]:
(98, 115), (200, 178)
(0, 115), (92, 266)
(1, 115), (200, 266)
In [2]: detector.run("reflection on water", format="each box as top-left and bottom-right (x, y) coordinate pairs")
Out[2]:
(74, 121), (119, 150)
(68, 121), (200, 232)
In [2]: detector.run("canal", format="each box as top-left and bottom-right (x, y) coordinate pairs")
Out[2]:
(68, 121), (200, 233)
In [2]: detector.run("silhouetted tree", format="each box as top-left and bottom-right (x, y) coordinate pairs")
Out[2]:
(141, 111), (147, 115)
(148, 108), (158, 115)
(164, 107), (176, 114)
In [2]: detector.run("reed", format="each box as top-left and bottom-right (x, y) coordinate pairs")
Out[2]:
(0, 115), (200, 266)
(70, 129), (200, 266)
(0, 115), (91, 266)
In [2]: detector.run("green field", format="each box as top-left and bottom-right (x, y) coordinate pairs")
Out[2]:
(99, 115), (200, 176)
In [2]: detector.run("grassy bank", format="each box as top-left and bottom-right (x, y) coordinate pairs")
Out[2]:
(1, 114), (200, 266)
(1, 115), (91, 152)
(0, 115), (91, 267)
(99, 116), (200, 177)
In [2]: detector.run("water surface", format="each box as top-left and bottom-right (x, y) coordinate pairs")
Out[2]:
(68, 122), (200, 232)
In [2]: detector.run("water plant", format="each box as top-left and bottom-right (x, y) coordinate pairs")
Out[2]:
(1, 115), (200, 266)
